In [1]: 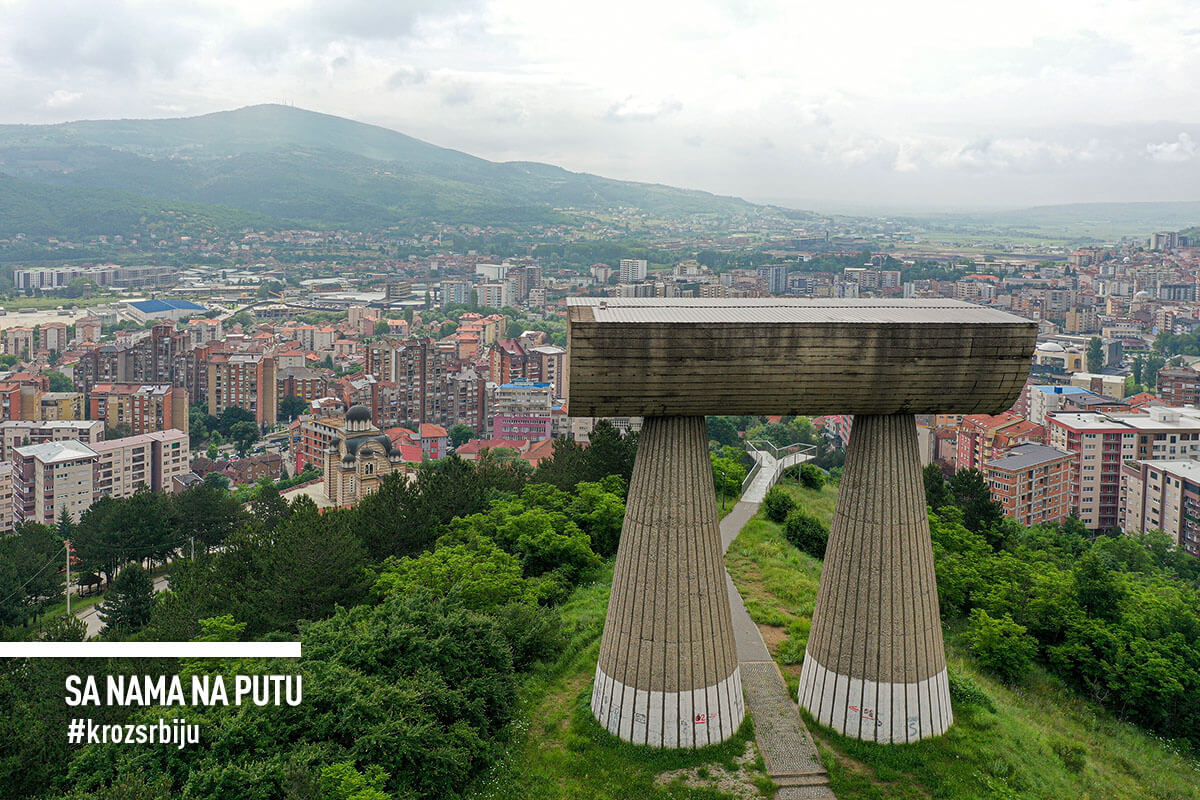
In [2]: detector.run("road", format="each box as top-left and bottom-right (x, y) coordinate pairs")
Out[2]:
(75, 571), (170, 639)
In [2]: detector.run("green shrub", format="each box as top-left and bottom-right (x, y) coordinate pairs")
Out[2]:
(965, 608), (1038, 684)
(783, 510), (828, 559)
(947, 668), (996, 712)
(763, 485), (795, 523)
(799, 463), (826, 490)
(1051, 740), (1086, 773)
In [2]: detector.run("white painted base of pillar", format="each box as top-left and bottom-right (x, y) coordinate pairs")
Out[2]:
(797, 652), (952, 743)
(591, 664), (745, 748)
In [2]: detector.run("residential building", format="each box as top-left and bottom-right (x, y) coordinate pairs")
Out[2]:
(294, 417), (345, 474)
(75, 317), (102, 343)
(12, 440), (99, 526)
(955, 412), (1045, 471)
(1068, 372), (1127, 399)
(477, 282), (509, 310)
(756, 265), (788, 295)
(186, 317), (224, 345)
(207, 353), (277, 427)
(490, 338), (529, 385)
(1046, 413), (1138, 532)
(984, 443), (1073, 526)
(1024, 385), (1091, 425)
(91, 429), (189, 500)
(40, 322), (68, 352)
(0, 420), (104, 461)
(277, 366), (330, 407)
(1120, 459), (1200, 557)
(440, 279), (471, 307)
(527, 345), (567, 394)
(491, 381), (553, 441)
(619, 258), (648, 283)
(0, 463), (10, 533)
(416, 423), (448, 460)
(1158, 366), (1200, 407)
(4, 327), (34, 358)
(0, 383), (21, 422)
(363, 337), (454, 425)
(87, 384), (189, 436)
(33, 392), (85, 421)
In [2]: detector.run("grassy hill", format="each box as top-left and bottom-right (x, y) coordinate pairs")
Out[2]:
(725, 480), (1200, 800)
(472, 478), (1199, 799)
(0, 105), (772, 230)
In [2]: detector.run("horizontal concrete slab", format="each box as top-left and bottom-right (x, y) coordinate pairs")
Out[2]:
(566, 299), (1036, 416)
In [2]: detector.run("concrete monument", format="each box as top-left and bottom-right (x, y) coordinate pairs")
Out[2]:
(566, 298), (1036, 747)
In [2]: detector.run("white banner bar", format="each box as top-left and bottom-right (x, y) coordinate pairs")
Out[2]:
(0, 642), (302, 658)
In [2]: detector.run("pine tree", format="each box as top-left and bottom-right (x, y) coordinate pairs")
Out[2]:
(99, 564), (155, 633)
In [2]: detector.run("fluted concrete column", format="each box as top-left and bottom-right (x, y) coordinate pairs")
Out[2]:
(797, 413), (952, 743)
(592, 415), (744, 747)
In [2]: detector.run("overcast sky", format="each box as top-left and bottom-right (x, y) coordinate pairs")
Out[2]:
(3, 0), (1200, 212)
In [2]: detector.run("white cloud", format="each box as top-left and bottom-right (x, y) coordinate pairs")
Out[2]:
(44, 89), (82, 108)
(1147, 133), (1198, 162)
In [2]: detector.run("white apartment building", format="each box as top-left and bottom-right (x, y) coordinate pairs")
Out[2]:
(0, 420), (105, 462)
(619, 258), (648, 283)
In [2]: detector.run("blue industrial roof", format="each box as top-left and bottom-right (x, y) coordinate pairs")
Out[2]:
(129, 299), (205, 313)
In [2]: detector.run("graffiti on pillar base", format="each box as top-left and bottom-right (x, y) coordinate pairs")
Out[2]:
(694, 712), (718, 725)
(907, 716), (921, 737)
(633, 712), (647, 725)
(847, 705), (884, 728)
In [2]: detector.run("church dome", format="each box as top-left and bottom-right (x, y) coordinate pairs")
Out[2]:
(346, 404), (371, 423)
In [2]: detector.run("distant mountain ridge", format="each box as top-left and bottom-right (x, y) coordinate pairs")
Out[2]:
(0, 104), (765, 231)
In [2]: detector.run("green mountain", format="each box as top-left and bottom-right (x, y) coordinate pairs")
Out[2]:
(0, 172), (283, 239)
(0, 105), (764, 230)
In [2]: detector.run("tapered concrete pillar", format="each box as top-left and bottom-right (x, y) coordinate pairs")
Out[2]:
(797, 413), (952, 743)
(592, 415), (744, 747)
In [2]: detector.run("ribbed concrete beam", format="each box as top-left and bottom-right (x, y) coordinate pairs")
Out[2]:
(797, 414), (952, 743)
(592, 415), (745, 747)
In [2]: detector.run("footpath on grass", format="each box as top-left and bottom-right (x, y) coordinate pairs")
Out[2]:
(723, 449), (835, 800)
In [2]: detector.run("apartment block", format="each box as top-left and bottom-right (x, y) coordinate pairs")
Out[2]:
(277, 366), (330, 406)
(91, 429), (189, 501)
(1157, 366), (1200, 406)
(619, 258), (648, 283)
(12, 440), (99, 526)
(1120, 459), (1200, 557)
(207, 353), (277, 427)
(363, 337), (453, 425)
(0, 383), (22, 421)
(87, 383), (188, 436)
(955, 412), (1045, 471)
(491, 381), (553, 440)
(29, 391), (86, 421)
(1046, 413), (1138, 532)
(0, 420), (104, 461)
(0, 463), (12, 534)
(984, 443), (1073, 526)
(294, 417), (345, 474)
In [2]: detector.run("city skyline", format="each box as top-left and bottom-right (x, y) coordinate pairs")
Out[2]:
(3, 0), (1200, 211)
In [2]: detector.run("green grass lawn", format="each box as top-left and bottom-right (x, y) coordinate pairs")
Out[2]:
(725, 483), (1200, 800)
(1, 295), (114, 310)
(469, 564), (773, 800)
